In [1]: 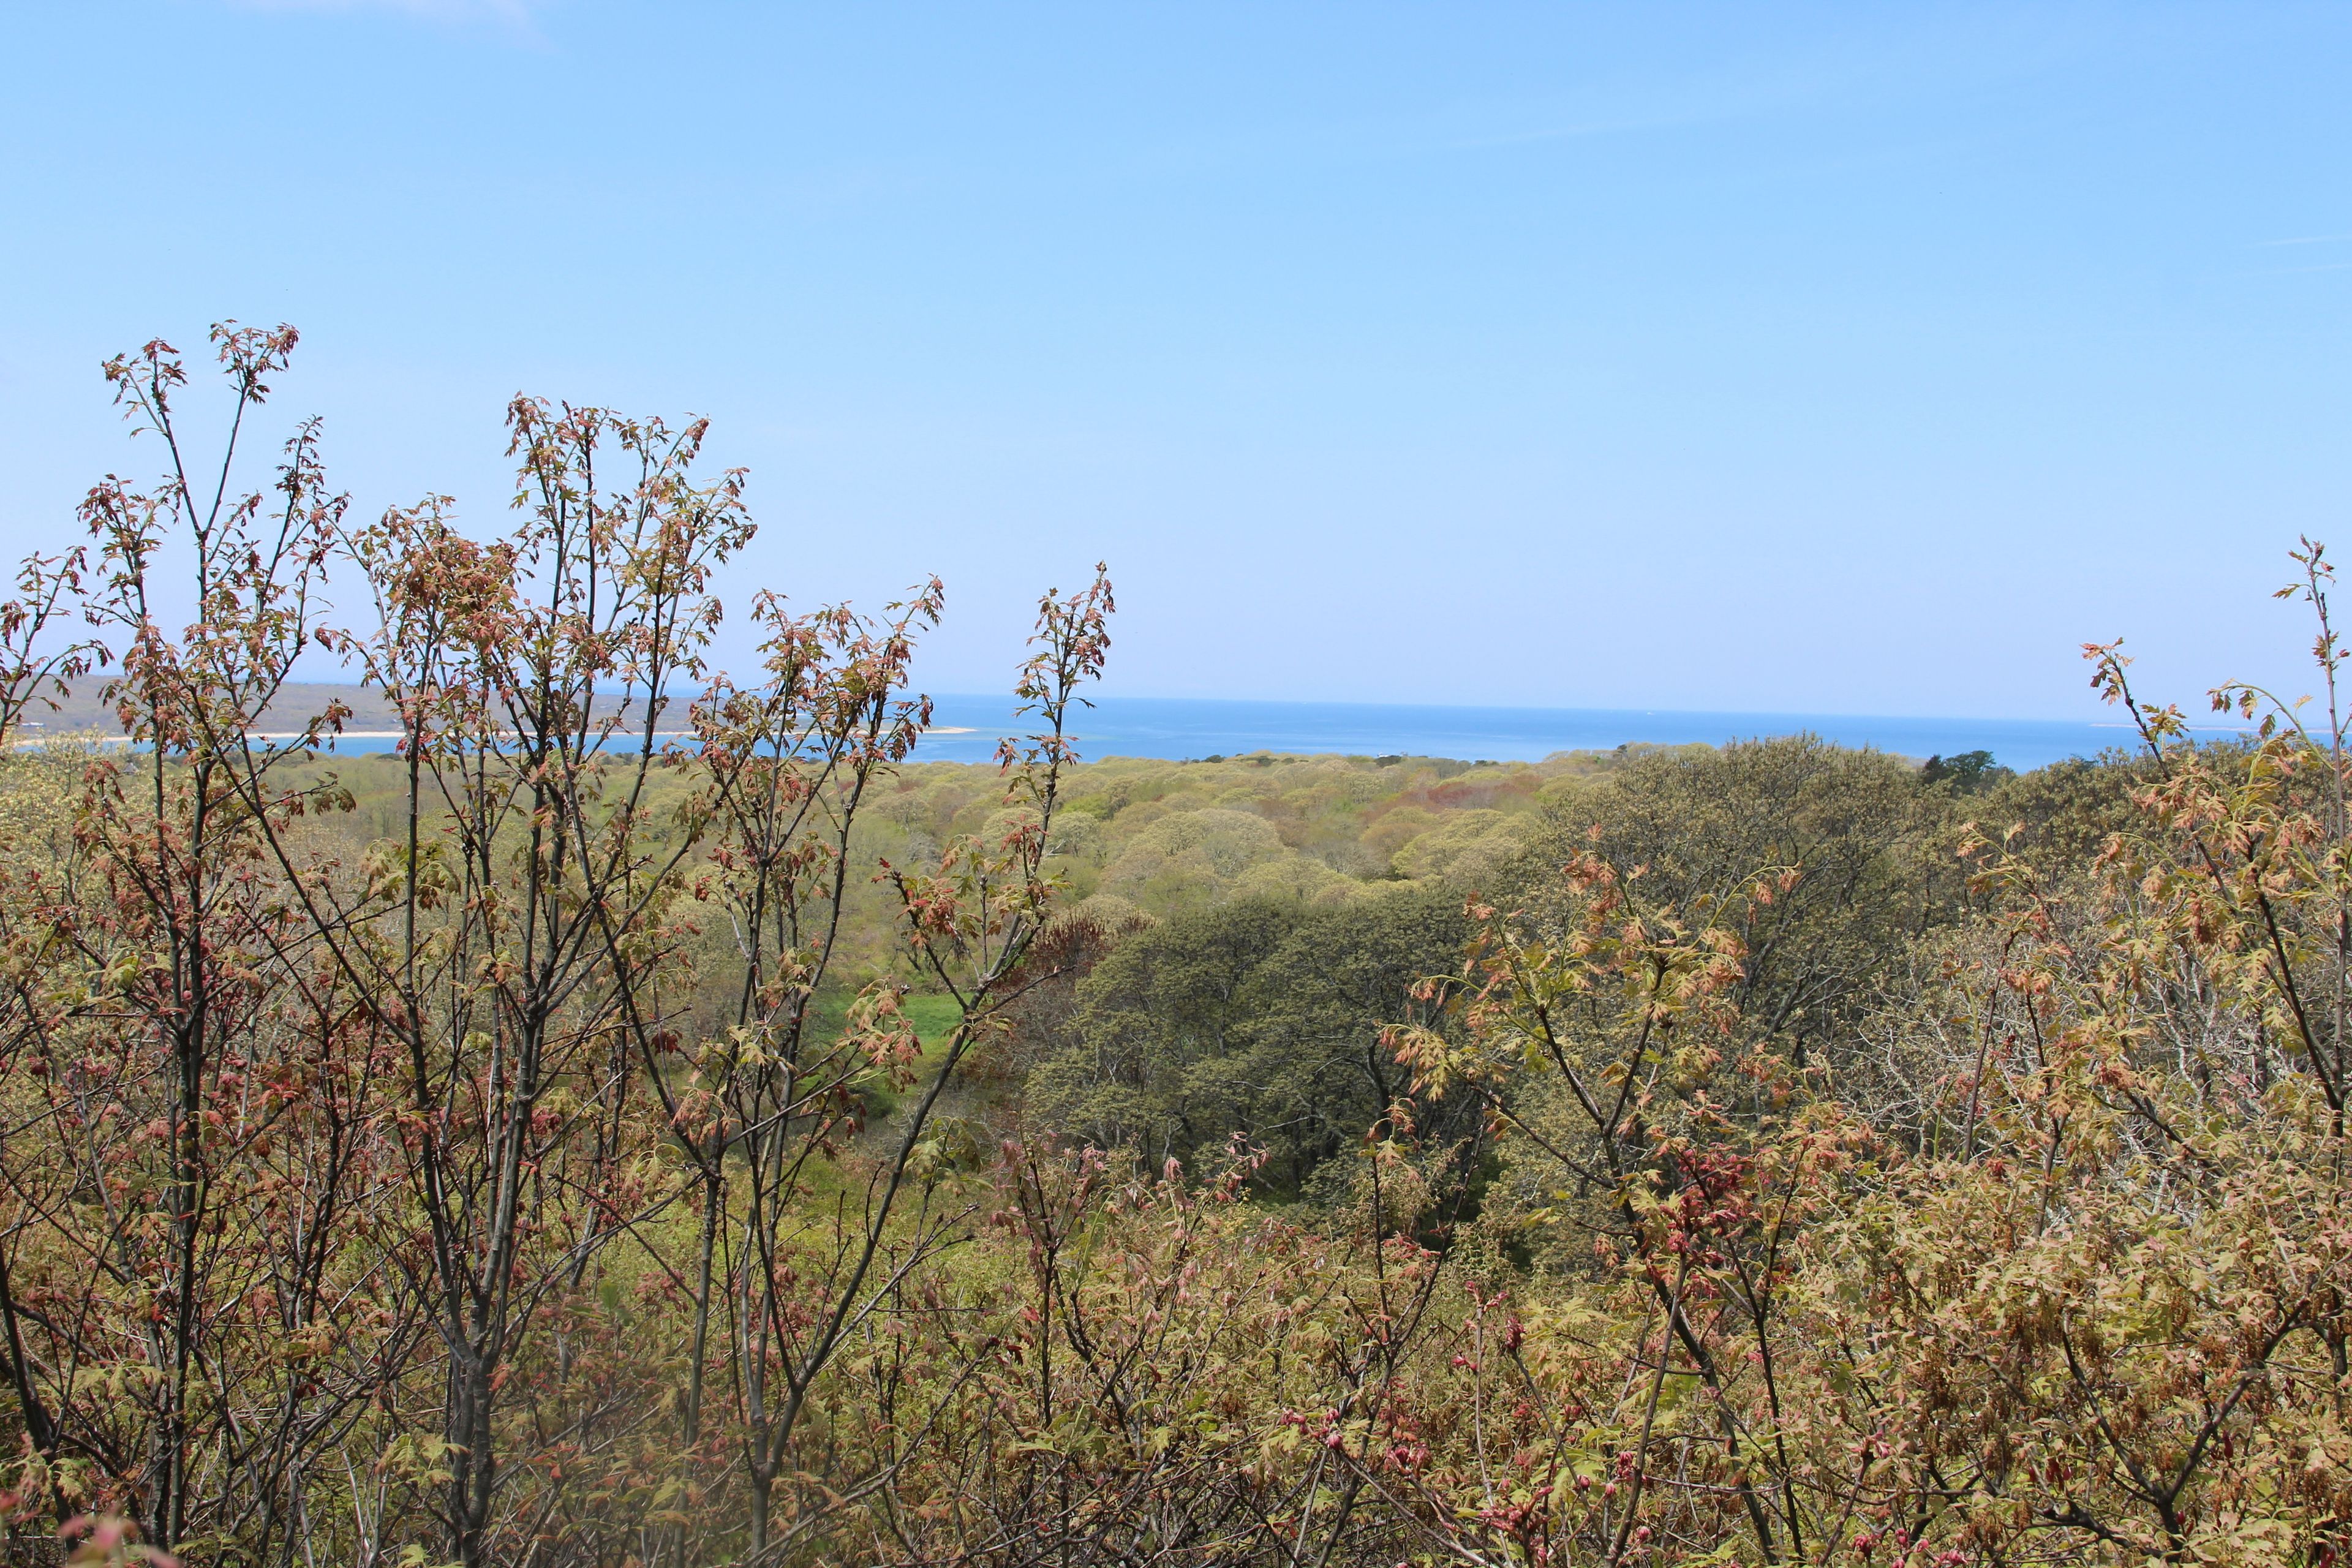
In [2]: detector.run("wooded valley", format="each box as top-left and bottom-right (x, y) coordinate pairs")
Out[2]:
(0, 328), (2342, 1567)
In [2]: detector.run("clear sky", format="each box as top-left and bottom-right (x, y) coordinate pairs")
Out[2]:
(2, 1), (2347, 720)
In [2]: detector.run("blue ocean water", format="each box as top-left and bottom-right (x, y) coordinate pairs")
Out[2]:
(910, 694), (2231, 772)
(162, 692), (2247, 772)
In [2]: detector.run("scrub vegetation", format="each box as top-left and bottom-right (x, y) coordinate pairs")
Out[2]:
(0, 329), (2342, 1568)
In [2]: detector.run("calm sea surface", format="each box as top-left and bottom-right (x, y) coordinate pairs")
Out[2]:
(909, 695), (2227, 771)
(156, 694), (2245, 772)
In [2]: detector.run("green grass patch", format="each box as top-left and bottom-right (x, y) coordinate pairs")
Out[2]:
(858, 993), (965, 1121)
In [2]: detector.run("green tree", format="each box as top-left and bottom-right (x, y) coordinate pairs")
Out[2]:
(1512, 734), (1956, 1072)
(1026, 889), (1469, 1193)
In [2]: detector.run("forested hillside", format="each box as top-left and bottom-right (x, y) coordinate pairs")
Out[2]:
(0, 331), (2342, 1568)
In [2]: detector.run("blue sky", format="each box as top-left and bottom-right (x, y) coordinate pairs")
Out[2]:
(2, 1), (2346, 720)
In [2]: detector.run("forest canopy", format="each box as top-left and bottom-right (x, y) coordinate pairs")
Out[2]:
(0, 328), (2337, 1568)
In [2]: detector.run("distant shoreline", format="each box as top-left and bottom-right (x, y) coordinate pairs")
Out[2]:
(14, 683), (2250, 771)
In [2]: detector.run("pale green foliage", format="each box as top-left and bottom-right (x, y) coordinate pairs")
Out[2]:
(1387, 805), (1530, 884)
(1100, 806), (1289, 910)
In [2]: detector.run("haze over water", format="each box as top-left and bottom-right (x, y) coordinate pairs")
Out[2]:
(910, 695), (2226, 770)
